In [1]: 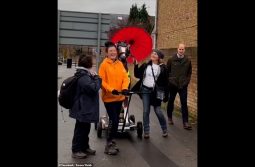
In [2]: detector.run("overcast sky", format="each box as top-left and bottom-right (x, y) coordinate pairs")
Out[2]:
(58, 0), (156, 16)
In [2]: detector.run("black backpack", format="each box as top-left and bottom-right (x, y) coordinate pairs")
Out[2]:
(58, 73), (84, 109)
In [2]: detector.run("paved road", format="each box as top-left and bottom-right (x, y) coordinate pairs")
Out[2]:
(58, 64), (197, 167)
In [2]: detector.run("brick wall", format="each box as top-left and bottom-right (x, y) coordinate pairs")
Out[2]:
(157, 0), (197, 117)
(156, 0), (197, 48)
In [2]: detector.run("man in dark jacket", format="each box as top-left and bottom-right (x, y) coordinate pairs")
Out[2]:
(166, 43), (192, 130)
(69, 54), (102, 158)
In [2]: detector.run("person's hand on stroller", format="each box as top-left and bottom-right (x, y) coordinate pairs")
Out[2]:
(112, 89), (119, 95)
(121, 89), (130, 96)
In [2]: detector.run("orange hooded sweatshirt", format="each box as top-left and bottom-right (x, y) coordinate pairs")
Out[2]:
(99, 58), (130, 102)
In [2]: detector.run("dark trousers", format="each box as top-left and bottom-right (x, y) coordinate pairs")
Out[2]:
(72, 120), (91, 153)
(167, 86), (189, 123)
(104, 101), (123, 143)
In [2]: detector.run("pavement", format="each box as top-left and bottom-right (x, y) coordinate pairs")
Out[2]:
(58, 64), (197, 167)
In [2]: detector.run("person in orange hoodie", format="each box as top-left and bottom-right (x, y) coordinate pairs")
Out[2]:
(99, 41), (130, 155)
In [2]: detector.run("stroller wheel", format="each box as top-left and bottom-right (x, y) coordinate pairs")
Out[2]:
(137, 121), (143, 138)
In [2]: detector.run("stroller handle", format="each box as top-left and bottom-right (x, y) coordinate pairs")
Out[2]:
(117, 90), (152, 95)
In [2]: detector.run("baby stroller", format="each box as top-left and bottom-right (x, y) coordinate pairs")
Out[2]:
(96, 90), (145, 138)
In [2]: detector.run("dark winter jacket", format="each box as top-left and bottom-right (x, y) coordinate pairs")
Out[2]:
(167, 54), (192, 89)
(69, 68), (102, 123)
(131, 60), (169, 106)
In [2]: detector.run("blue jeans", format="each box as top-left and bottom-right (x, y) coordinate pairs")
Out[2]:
(141, 86), (167, 134)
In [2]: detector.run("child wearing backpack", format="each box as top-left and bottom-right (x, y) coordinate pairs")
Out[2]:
(68, 54), (102, 159)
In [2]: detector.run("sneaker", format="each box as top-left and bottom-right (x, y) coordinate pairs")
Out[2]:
(162, 131), (168, 137)
(111, 140), (119, 152)
(84, 148), (96, 155)
(72, 151), (87, 159)
(144, 134), (150, 139)
(168, 118), (174, 125)
(183, 122), (192, 130)
(104, 143), (118, 155)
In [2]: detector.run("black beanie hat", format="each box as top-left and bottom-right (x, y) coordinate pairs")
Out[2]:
(153, 49), (164, 59)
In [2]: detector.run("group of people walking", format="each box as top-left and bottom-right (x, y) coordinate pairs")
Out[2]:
(65, 42), (193, 158)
